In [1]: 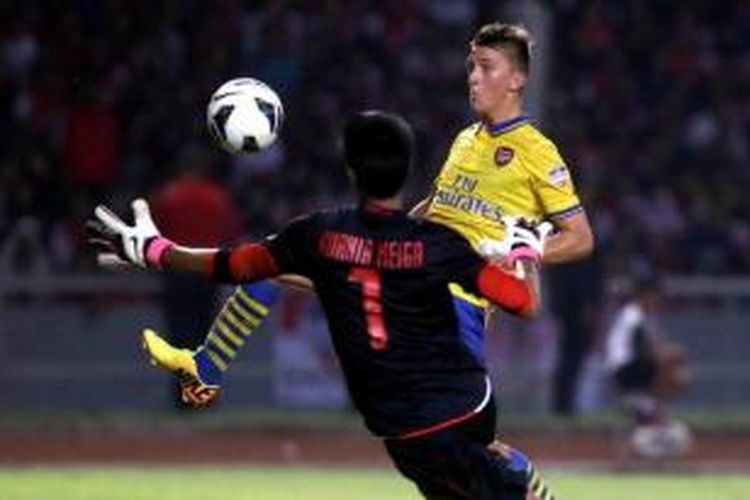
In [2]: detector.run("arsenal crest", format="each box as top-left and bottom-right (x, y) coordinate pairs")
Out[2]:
(494, 146), (514, 167)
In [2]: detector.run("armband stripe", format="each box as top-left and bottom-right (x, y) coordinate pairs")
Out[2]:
(547, 204), (583, 220)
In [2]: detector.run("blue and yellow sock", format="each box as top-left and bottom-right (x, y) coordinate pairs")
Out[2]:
(526, 462), (556, 500)
(194, 281), (280, 386)
(492, 442), (556, 500)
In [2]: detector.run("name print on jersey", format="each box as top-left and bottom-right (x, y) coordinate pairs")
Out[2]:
(318, 231), (425, 270)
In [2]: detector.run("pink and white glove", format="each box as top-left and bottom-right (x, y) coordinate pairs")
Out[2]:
(478, 216), (553, 267)
(89, 198), (174, 269)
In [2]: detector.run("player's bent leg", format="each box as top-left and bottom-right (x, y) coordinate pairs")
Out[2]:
(384, 440), (469, 499)
(385, 423), (538, 499)
(486, 441), (557, 500)
(143, 282), (280, 408)
(193, 281), (280, 386)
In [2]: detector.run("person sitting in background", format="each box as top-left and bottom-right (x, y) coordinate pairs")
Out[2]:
(604, 275), (692, 458)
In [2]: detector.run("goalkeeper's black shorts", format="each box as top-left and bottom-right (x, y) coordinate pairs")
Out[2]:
(383, 398), (528, 500)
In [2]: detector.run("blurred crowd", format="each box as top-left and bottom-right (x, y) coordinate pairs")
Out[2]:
(550, 1), (750, 276)
(1, 0), (748, 276)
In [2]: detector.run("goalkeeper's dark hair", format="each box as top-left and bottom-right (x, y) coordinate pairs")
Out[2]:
(472, 22), (532, 74)
(343, 110), (414, 199)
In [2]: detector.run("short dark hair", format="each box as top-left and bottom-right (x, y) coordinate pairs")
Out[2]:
(343, 110), (414, 199)
(472, 22), (532, 73)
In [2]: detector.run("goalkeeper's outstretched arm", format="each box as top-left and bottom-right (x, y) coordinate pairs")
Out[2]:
(162, 242), (282, 284)
(88, 198), (284, 283)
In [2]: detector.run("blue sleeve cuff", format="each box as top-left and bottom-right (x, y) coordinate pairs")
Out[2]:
(547, 204), (583, 220)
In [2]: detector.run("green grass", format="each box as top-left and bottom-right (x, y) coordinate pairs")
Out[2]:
(1, 467), (749, 500)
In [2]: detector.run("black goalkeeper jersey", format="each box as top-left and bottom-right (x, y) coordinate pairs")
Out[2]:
(265, 204), (492, 437)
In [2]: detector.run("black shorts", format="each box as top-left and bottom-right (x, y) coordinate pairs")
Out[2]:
(383, 400), (528, 500)
(614, 358), (657, 392)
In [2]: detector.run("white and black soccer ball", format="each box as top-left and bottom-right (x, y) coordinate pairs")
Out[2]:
(206, 78), (283, 154)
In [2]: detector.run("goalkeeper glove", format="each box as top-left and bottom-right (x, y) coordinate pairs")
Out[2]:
(87, 198), (174, 269)
(478, 216), (553, 267)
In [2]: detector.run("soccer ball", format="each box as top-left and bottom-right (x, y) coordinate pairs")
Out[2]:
(206, 78), (284, 154)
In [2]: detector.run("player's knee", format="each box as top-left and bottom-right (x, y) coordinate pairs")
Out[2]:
(487, 440), (531, 472)
(486, 440), (530, 499)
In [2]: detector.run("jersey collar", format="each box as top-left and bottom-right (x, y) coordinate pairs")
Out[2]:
(484, 114), (529, 136)
(360, 199), (403, 216)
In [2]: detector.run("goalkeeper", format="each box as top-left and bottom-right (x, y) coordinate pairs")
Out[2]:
(90, 110), (559, 500)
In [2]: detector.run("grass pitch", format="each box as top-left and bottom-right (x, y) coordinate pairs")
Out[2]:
(0, 467), (748, 500)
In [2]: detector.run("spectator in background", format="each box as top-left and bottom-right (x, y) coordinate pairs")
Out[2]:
(61, 88), (119, 193)
(604, 276), (692, 458)
(150, 147), (242, 409)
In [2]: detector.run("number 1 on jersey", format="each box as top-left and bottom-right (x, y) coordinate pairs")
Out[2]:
(348, 267), (388, 350)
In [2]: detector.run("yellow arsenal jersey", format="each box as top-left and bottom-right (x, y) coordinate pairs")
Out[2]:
(426, 115), (582, 250)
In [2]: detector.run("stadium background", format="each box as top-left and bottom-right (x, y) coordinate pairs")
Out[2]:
(1, 0), (749, 498)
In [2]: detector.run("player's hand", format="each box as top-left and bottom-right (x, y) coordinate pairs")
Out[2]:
(87, 198), (172, 269)
(478, 216), (553, 266)
(87, 246), (137, 271)
(506, 218), (553, 265)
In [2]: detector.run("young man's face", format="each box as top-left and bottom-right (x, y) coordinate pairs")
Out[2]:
(466, 44), (525, 120)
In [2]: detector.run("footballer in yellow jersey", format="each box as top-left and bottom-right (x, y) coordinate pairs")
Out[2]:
(412, 23), (594, 372)
(427, 116), (582, 250)
(414, 24), (591, 499)
(416, 25), (593, 265)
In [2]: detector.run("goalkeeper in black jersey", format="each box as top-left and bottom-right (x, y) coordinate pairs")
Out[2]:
(90, 111), (557, 500)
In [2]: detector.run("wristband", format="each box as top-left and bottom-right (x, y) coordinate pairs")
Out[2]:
(145, 236), (174, 269)
(503, 245), (541, 267)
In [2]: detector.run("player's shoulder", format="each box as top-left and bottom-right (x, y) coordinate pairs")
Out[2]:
(449, 123), (482, 148)
(458, 122), (482, 138)
(512, 122), (561, 156)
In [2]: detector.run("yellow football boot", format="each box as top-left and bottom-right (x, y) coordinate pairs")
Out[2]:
(141, 328), (198, 377)
(141, 328), (220, 407)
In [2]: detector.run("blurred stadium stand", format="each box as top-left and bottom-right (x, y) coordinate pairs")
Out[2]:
(2, 274), (750, 416)
(1, 1), (749, 419)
